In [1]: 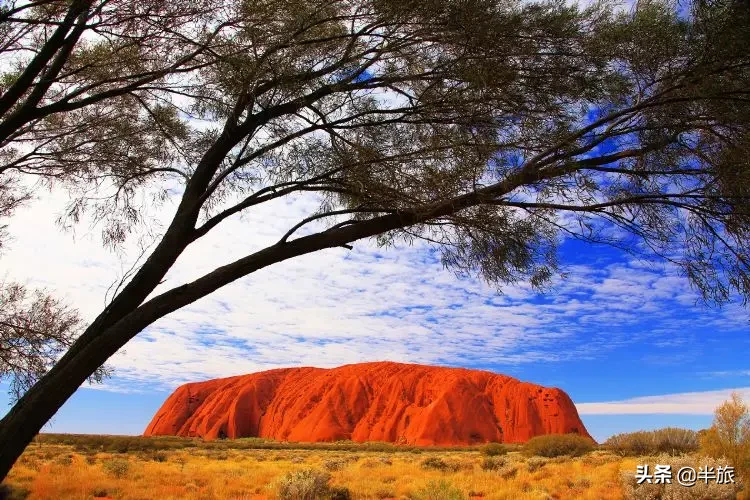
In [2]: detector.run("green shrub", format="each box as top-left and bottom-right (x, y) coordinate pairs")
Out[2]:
(138, 451), (168, 462)
(102, 458), (129, 478)
(481, 443), (509, 457)
(444, 458), (473, 471)
(499, 465), (518, 480)
(276, 469), (331, 500)
(323, 458), (348, 471)
(421, 456), (456, 471)
(605, 428), (698, 456)
(523, 433), (595, 458)
(410, 480), (465, 500)
(481, 456), (505, 471)
(526, 456), (548, 472)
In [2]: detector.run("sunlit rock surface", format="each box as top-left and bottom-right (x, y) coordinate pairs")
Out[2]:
(144, 361), (592, 445)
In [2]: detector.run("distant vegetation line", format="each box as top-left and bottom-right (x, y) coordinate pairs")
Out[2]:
(32, 433), (502, 454)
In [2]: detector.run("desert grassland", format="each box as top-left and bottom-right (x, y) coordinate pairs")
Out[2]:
(5, 436), (637, 500)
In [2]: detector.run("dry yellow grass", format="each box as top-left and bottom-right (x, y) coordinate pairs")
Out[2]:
(5, 444), (632, 500)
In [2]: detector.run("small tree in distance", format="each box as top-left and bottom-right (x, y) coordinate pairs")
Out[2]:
(699, 392), (750, 482)
(0, 0), (749, 481)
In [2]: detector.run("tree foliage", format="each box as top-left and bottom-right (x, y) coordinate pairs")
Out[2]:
(0, 0), (225, 244)
(0, 0), (748, 480)
(699, 392), (750, 480)
(0, 0), (748, 299)
(0, 280), (108, 400)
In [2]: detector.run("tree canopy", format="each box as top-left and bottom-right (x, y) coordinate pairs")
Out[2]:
(0, 0), (748, 480)
(0, 281), (109, 401)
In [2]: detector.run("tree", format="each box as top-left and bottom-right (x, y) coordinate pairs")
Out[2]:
(0, 0), (749, 481)
(0, 0), (226, 240)
(0, 280), (109, 401)
(699, 392), (750, 481)
(0, 0), (229, 402)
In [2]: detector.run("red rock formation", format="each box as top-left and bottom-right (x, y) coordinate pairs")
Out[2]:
(144, 362), (592, 445)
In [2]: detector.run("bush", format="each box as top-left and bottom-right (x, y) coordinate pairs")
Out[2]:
(481, 456), (505, 471)
(481, 443), (509, 457)
(699, 392), (750, 482)
(605, 431), (650, 456)
(138, 451), (168, 462)
(523, 434), (595, 458)
(102, 458), (129, 478)
(410, 480), (465, 500)
(605, 428), (698, 456)
(276, 469), (331, 500)
(621, 454), (743, 500)
(421, 456), (458, 471)
(526, 456), (548, 472)
(499, 465), (518, 480)
(323, 458), (348, 471)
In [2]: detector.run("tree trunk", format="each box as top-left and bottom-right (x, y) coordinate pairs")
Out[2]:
(0, 175), (515, 481)
(0, 232), (360, 481)
(0, 128), (250, 482)
(0, 305), (152, 481)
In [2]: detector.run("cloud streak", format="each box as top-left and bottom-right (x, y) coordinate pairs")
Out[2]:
(577, 388), (750, 415)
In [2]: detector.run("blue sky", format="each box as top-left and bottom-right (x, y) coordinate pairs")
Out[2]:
(0, 188), (748, 443)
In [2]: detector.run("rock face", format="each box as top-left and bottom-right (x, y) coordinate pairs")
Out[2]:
(144, 362), (592, 445)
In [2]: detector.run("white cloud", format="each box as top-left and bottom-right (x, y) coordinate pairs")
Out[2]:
(1, 184), (746, 393)
(577, 388), (750, 415)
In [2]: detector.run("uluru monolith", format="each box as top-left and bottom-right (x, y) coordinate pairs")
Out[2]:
(144, 361), (592, 445)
